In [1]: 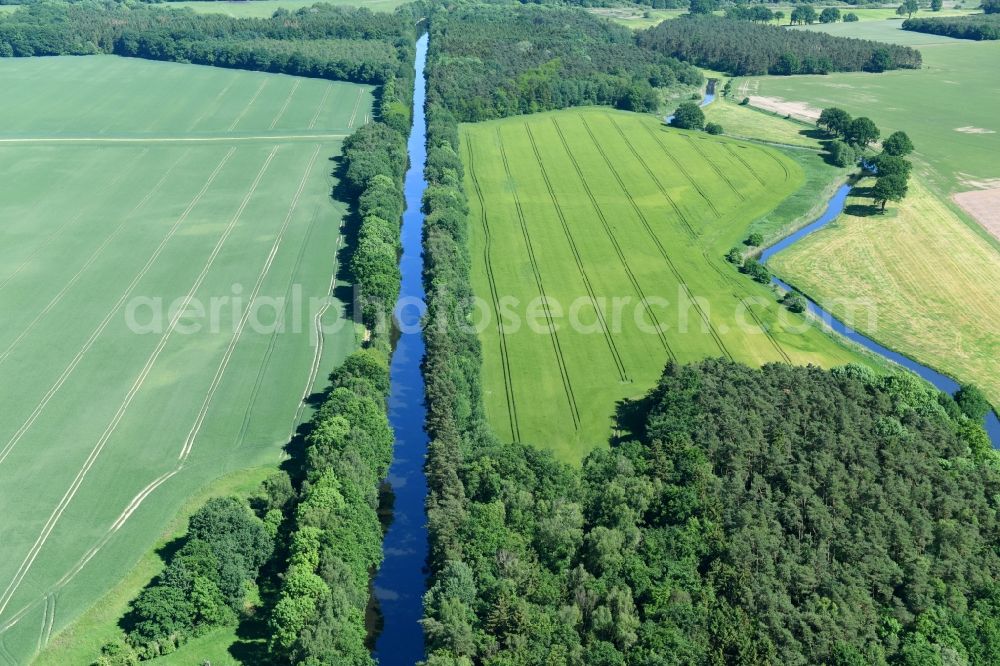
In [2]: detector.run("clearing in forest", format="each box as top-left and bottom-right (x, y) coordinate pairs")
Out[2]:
(463, 108), (870, 461)
(0, 55), (367, 663)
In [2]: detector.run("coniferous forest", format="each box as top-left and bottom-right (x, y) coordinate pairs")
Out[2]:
(903, 14), (1000, 40)
(426, 4), (702, 122)
(638, 15), (923, 75)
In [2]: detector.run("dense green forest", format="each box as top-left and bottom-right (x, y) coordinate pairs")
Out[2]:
(426, 3), (701, 121)
(903, 13), (1000, 39)
(420, 9), (999, 665)
(638, 15), (922, 75)
(0, 2), (411, 84)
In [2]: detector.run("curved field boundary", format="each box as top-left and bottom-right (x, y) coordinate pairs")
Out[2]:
(578, 117), (734, 362)
(496, 128), (581, 431)
(723, 143), (767, 187)
(550, 118), (677, 363)
(640, 122), (721, 219)
(681, 134), (746, 202)
(608, 117), (696, 240)
(466, 138), (522, 442)
(523, 123), (630, 383)
(760, 146), (792, 184)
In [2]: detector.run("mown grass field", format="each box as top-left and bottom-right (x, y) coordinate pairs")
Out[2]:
(744, 25), (1000, 195)
(771, 177), (1000, 408)
(463, 108), (871, 461)
(0, 56), (365, 664)
(162, 0), (408, 18)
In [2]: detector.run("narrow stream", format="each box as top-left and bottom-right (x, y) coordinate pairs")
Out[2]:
(762, 184), (1000, 447)
(372, 33), (429, 665)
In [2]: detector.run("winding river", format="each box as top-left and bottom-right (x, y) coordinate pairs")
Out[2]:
(369, 53), (997, 662)
(372, 33), (429, 665)
(761, 184), (1000, 447)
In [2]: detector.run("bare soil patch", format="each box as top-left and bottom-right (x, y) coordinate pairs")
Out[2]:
(748, 96), (822, 123)
(953, 187), (1000, 243)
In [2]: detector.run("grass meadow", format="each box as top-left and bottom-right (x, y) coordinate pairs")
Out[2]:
(0, 56), (365, 663)
(161, 0), (409, 18)
(595, 5), (979, 30)
(463, 108), (872, 462)
(772, 177), (1000, 408)
(744, 24), (1000, 196)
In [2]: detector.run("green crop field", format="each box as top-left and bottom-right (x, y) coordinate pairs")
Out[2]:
(0, 55), (366, 664)
(462, 108), (872, 462)
(163, 0), (408, 17)
(772, 177), (1000, 408)
(743, 24), (1000, 195)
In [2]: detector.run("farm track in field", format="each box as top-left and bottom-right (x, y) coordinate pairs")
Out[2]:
(550, 118), (677, 362)
(682, 134), (746, 201)
(608, 117), (696, 241)
(641, 122), (722, 218)
(466, 140), (521, 443)
(578, 116), (733, 361)
(496, 128), (581, 430)
(724, 143), (768, 186)
(0, 148), (278, 620)
(524, 123), (630, 383)
(0, 148), (238, 469)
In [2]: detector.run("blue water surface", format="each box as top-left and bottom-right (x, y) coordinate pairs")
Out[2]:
(763, 185), (1000, 446)
(371, 33), (430, 665)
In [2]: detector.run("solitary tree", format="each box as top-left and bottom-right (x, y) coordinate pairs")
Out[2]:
(984, 0), (1000, 14)
(705, 122), (724, 135)
(746, 232), (764, 246)
(872, 174), (909, 211)
(820, 7), (841, 23)
(846, 117), (880, 147)
(774, 10), (785, 23)
(818, 107), (852, 138)
(897, 0), (919, 18)
(671, 102), (705, 130)
(931, 0), (943, 10)
(882, 130), (914, 156)
(844, 12), (860, 21)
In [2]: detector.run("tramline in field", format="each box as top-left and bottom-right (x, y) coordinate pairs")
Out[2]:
(0, 56), (367, 663)
(463, 108), (871, 461)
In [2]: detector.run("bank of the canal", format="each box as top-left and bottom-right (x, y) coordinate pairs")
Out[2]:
(762, 183), (1000, 447)
(372, 32), (429, 665)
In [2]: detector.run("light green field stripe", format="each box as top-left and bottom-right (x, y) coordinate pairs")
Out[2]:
(0, 133), (349, 145)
